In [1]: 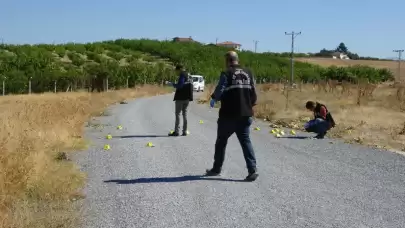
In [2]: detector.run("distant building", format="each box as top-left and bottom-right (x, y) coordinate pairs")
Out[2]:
(332, 51), (350, 60)
(172, 36), (196, 43)
(216, 41), (242, 51)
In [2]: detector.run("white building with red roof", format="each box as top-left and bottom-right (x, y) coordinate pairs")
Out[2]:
(216, 41), (241, 51)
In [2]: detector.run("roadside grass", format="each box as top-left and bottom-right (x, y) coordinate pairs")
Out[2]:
(200, 82), (405, 152)
(0, 85), (171, 228)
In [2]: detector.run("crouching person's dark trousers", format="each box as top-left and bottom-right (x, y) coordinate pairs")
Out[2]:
(212, 116), (257, 174)
(305, 118), (330, 136)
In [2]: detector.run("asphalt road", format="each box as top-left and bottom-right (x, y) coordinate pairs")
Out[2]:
(75, 92), (405, 228)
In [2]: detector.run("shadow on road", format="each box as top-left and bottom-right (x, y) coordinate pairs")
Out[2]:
(104, 175), (248, 184)
(281, 136), (311, 139)
(113, 135), (169, 138)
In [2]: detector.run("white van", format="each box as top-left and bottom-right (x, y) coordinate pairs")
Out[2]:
(190, 75), (205, 92)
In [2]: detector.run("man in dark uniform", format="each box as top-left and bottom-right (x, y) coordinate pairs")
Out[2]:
(205, 51), (259, 181)
(304, 101), (336, 139)
(166, 64), (193, 136)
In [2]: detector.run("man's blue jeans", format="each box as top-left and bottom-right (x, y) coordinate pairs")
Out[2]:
(305, 118), (330, 135)
(212, 117), (257, 174)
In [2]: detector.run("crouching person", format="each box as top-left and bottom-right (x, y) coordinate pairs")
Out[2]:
(304, 101), (336, 139)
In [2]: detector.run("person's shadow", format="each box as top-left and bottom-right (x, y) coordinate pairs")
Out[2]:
(104, 175), (248, 184)
(113, 134), (169, 139)
(281, 136), (311, 139)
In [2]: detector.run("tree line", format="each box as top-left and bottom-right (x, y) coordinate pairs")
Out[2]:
(0, 39), (394, 94)
(110, 39), (393, 83)
(310, 42), (386, 61)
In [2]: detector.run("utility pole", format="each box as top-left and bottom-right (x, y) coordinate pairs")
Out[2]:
(2, 76), (5, 96)
(215, 38), (218, 45)
(253, 40), (259, 53)
(285, 31), (301, 86)
(393, 49), (404, 81)
(28, 77), (32, 94)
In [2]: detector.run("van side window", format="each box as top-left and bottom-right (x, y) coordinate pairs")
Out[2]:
(199, 77), (203, 82)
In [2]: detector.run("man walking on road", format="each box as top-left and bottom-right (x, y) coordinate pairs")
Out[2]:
(166, 64), (193, 136)
(205, 51), (259, 181)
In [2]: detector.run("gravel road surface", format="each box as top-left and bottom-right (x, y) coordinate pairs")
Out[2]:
(75, 93), (405, 228)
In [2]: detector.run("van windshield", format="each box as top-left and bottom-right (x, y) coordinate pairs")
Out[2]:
(192, 77), (199, 82)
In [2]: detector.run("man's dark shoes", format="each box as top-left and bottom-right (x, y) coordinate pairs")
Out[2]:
(245, 172), (259, 182)
(168, 132), (179, 136)
(205, 169), (221, 176)
(181, 132), (187, 136)
(315, 132), (326, 139)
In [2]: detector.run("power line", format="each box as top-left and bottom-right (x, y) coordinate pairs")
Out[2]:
(285, 31), (301, 86)
(393, 49), (404, 81)
(253, 40), (259, 53)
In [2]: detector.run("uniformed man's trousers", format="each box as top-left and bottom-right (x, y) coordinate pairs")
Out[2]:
(212, 116), (257, 174)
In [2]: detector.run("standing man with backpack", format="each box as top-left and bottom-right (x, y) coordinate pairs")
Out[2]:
(166, 64), (193, 136)
(304, 101), (336, 139)
(205, 51), (259, 182)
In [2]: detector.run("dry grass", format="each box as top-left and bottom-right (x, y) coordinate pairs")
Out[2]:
(0, 85), (170, 228)
(200, 82), (405, 152)
(297, 57), (405, 79)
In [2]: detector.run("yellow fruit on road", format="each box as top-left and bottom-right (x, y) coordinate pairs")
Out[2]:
(117, 125), (123, 130)
(290, 130), (296, 135)
(103, 144), (110, 150)
(106, 134), (112, 139)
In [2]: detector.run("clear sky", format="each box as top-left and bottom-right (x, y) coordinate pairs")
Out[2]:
(1, 0), (404, 58)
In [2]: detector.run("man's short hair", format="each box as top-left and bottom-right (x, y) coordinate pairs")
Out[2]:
(305, 101), (316, 109)
(175, 64), (183, 70)
(225, 51), (239, 62)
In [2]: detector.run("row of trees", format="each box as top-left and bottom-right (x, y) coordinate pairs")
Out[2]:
(0, 39), (395, 94)
(312, 42), (384, 61)
(0, 43), (176, 94)
(110, 39), (393, 82)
